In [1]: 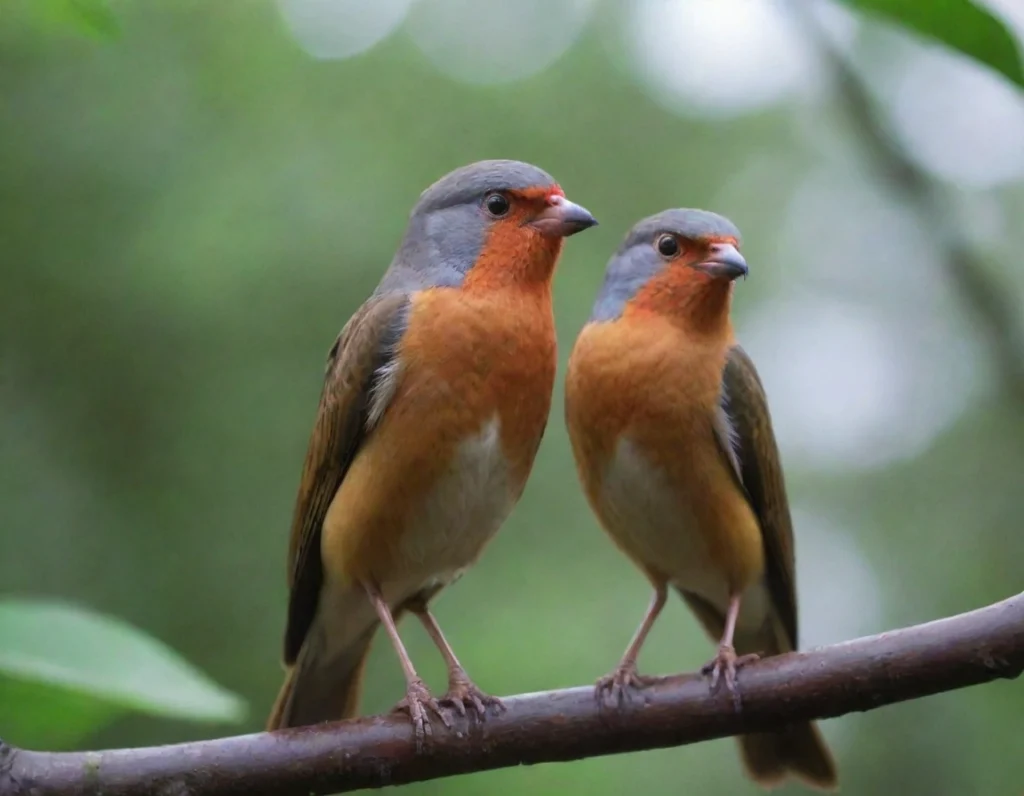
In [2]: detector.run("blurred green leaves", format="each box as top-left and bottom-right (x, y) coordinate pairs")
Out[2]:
(19, 0), (1024, 93)
(839, 0), (1024, 87)
(0, 600), (245, 749)
(0, 1), (1020, 793)
(35, 0), (119, 39)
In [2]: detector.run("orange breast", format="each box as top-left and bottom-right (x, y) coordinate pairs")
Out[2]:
(566, 315), (764, 599)
(322, 284), (556, 599)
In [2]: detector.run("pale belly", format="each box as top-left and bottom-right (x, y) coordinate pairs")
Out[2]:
(322, 412), (518, 609)
(599, 437), (770, 631)
(393, 414), (515, 593)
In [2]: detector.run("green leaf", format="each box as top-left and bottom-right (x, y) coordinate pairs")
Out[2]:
(0, 677), (119, 749)
(0, 600), (246, 748)
(838, 0), (1024, 88)
(39, 0), (120, 39)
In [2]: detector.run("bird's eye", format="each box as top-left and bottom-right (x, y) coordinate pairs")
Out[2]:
(656, 234), (681, 258)
(484, 192), (510, 218)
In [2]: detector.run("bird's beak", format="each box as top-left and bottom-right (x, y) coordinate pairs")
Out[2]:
(529, 195), (598, 238)
(698, 242), (748, 281)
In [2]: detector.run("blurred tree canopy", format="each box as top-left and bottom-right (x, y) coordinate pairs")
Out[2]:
(2, 1), (1022, 794)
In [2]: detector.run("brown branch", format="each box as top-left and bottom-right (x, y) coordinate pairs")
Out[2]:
(790, 4), (1024, 404)
(2, 593), (1022, 796)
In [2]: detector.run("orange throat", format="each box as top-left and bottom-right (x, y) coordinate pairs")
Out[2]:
(627, 269), (735, 339)
(463, 227), (565, 292)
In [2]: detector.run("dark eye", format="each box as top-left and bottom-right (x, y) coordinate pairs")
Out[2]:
(484, 192), (510, 217)
(656, 234), (681, 258)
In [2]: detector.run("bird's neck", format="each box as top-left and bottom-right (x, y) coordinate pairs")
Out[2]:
(629, 274), (734, 341)
(463, 235), (564, 292)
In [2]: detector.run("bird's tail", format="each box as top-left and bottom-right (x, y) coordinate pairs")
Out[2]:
(739, 719), (837, 791)
(266, 613), (378, 730)
(679, 590), (838, 791)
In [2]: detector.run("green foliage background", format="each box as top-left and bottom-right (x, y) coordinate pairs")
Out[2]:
(1, 1), (1022, 794)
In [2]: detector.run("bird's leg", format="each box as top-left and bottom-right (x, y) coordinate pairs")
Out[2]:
(408, 600), (504, 721)
(701, 592), (760, 711)
(364, 583), (449, 748)
(596, 582), (668, 706)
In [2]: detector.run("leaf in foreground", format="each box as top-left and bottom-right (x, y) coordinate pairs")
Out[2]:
(839, 0), (1024, 89)
(0, 599), (246, 748)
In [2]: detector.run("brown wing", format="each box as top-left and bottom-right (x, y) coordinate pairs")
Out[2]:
(283, 291), (410, 664)
(714, 344), (799, 649)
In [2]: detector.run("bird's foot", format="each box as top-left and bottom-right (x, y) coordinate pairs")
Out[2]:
(595, 661), (660, 707)
(701, 644), (760, 711)
(438, 676), (505, 723)
(392, 677), (450, 750)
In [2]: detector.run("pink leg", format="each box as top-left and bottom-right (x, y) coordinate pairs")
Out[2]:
(411, 604), (504, 721)
(596, 582), (668, 706)
(700, 593), (761, 711)
(364, 583), (448, 748)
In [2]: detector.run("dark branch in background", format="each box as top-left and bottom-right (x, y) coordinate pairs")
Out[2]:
(2, 594), (1021, 796)
(790, 4), (1024, 403)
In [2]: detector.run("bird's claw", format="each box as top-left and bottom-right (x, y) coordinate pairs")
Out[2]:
(595, 662), (660, 708)
(438, 678), (505, 723)
(701, 644), (760, 711)
(392, 678), (449, 750)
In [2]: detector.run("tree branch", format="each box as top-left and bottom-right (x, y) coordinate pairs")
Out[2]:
(2, 593), (1021, 796)
(791, 4), (1024, 404)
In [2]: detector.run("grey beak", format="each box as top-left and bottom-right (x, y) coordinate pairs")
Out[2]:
(529, 196), (598, 238)
(700, 242), (748, 281)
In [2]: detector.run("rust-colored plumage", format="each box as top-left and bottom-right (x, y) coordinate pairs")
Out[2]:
(565, 209), (837, 790)
(269, 160), (596, 740)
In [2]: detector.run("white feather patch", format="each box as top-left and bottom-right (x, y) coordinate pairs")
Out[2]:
(398, 413), (514, 578)
(600, 436), (769, 630)
(366, 356), (403, 431)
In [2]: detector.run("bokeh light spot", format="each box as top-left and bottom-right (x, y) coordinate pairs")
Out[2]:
(405, 0), (595, 85)
(626, 0), (832, 117)
(740, 295), (980, 471)
(278, 0), (414, 60)
(887, 43), (1024, 189)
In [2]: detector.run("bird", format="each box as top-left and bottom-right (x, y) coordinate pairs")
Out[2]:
(267, 159), (597, 744)
(564, 209), (837, 790)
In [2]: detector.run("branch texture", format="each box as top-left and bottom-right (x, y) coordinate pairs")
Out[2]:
(2, 593), (1021, 796)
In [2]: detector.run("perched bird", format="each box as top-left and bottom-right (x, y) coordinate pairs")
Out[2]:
(564, 210), (837, 790)
(267, 160), (596, 742)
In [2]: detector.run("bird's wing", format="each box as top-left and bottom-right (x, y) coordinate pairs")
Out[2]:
(713, 344), (799, 649)
(283, 291), (411, 664)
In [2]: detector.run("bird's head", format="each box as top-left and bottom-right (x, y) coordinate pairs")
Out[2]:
(396, 159), (597, 291)
(590, 208), (746, 334)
